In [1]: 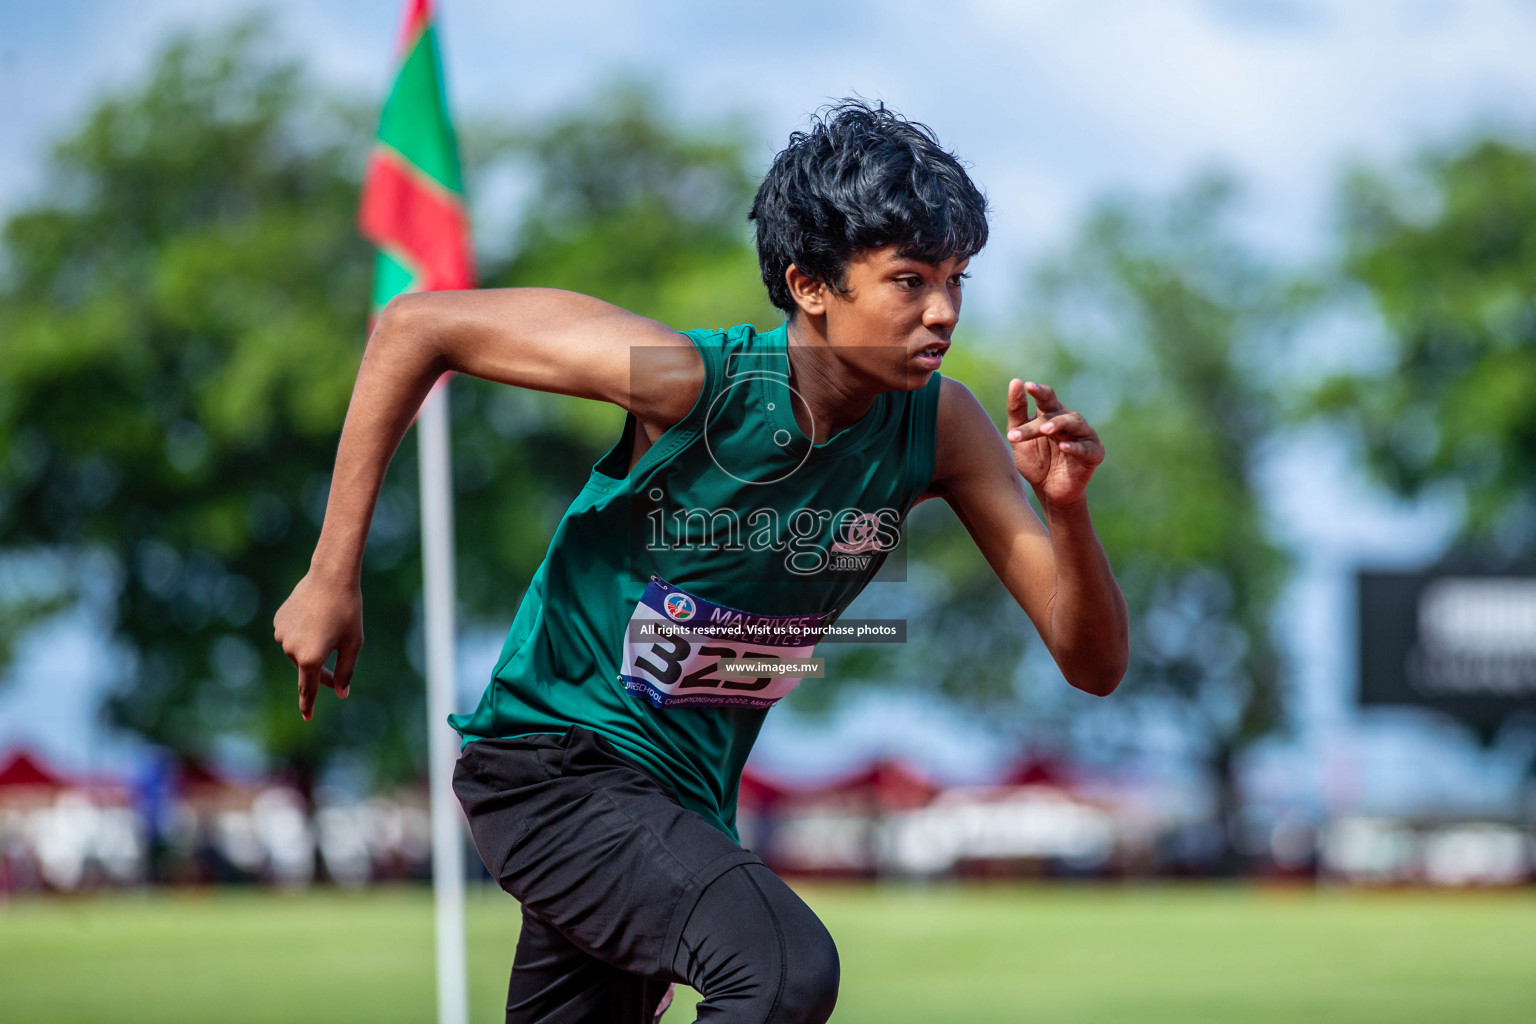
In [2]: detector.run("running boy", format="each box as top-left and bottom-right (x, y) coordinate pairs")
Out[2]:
(274, 100), (1128, 1023)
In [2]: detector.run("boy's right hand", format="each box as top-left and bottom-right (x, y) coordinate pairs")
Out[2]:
(273, 570), (363, 722)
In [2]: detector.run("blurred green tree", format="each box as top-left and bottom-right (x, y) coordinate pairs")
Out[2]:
(491, 80), (773, 328)
(1316, 138), (1536, 556)
(1025, 176), (1304, 865)
(0, 20), (389, 794)
(0, 19), (773, 795)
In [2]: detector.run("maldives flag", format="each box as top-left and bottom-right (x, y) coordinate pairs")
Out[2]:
(359, 0), (474, 309)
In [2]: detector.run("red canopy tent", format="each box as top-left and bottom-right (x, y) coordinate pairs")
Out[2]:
(0, 750), (71, 792)
(804, 757), (939, 812)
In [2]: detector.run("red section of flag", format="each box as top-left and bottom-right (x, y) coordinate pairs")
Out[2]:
(359, 149), (474, 292)
(396, 0), (434, 53)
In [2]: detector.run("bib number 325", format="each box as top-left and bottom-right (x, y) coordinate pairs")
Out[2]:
(619, 576), (826, 710)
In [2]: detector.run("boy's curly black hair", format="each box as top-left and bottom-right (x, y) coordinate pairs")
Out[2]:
(749, 99), (990, 316)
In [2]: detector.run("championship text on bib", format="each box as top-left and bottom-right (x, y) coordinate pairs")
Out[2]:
(619, 576), (829, 709)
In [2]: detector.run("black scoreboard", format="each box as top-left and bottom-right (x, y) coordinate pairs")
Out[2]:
(1358, 569), (1536, 741)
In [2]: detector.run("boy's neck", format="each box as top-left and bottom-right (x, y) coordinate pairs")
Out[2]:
(783, 315), (881, 444)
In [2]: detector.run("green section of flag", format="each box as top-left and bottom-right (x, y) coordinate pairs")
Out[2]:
(375, 26), (463, 194)
(371, 248), (419, 312)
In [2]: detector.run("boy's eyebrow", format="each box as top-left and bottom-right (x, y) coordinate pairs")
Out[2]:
(889, 243), (972, 263)
(886, 254), (972, 271)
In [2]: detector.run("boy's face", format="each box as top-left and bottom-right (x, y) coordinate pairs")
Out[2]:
(799, 244), (969, 392)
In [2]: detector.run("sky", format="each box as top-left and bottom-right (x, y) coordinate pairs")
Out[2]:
(2, 0), (1535, 812)
(10, 0), (1536, 282)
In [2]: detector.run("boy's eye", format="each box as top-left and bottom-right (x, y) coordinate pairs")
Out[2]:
(949, 272), (971, 287)
(896, 276), (922, 290)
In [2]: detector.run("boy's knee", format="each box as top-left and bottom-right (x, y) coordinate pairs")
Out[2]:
(776, 909), (839, 1023)
(679, 863), (840, 1022)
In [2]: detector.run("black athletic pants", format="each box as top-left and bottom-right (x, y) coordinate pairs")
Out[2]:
(453, 726), (840, 1024)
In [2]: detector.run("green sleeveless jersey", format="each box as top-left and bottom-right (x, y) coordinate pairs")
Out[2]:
(449, 321), (941, 838)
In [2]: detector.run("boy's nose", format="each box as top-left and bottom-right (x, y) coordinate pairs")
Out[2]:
(924, 289), (959, 331)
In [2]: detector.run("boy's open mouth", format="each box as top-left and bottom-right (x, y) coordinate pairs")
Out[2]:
(914, 342), (949, 367)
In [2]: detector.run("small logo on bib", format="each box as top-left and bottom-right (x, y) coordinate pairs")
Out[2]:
(663, 592), (696, 621)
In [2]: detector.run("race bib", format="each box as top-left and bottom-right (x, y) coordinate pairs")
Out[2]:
(619, 576), (829, 709)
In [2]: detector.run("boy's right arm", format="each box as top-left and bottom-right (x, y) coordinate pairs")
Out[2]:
(272, 288), (703, 720)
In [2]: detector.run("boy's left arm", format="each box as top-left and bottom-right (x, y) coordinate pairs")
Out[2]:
(923, 376), (1129, 696)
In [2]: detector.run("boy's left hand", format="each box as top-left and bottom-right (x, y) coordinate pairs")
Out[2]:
(1005, 379), (1105, 508)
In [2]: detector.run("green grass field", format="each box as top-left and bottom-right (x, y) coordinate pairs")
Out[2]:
(2, 883), (1532, 1023)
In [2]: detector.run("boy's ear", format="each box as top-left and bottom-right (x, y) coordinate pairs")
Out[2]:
(785, 264), (827, 318)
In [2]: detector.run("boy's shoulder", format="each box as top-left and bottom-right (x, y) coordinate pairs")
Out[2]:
(678, 321), (789, 373)
(679, 322), (782, 344)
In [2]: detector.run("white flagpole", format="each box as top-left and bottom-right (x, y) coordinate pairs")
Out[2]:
(418, 378), (469, 1024)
